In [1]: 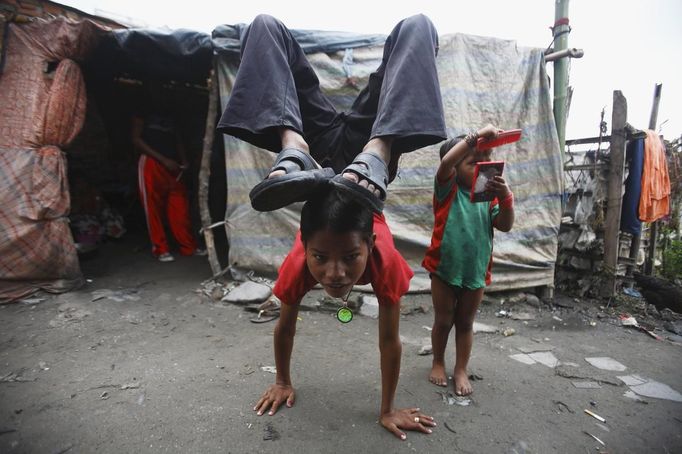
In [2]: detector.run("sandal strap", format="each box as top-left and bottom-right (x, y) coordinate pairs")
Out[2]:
(342, 151), (388, 199)
(271, 148), (317, 175)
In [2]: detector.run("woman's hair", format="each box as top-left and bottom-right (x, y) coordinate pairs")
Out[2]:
(439, 135), (466, 160)
(300, 186), (374, 243)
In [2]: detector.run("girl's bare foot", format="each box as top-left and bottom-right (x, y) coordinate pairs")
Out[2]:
(429, 362), (448, 387)
(339, 137), (393, 197)
(268, 128), (311, 179)
(453, 368), (473, 396)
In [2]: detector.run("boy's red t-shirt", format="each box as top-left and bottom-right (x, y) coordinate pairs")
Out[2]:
(273, 213), (413, 306)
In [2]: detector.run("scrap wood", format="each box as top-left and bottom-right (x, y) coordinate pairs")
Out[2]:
(619, 313), (663, 340)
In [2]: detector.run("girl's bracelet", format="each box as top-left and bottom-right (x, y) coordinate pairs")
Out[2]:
(499, 192), (514, 209)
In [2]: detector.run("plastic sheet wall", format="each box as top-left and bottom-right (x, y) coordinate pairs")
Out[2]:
(215, 30), (562, 292)
(0, 18), (103, 302)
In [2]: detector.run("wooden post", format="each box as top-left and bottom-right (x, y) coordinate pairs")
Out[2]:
(198, 68), (222, 277)
(648, 83), (662, 131)
(601, 91), (627, 297)
(644, 83), (663, 275)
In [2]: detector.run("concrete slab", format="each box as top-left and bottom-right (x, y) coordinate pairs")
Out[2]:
(618, 374), (647, 386)
(585, 357), (627, 371)
(572, 381), (602, 389)
(517, 344), (555, 354)
(509, 353), (536, 365)
(528, 351), (559, 368)
(222, 281), (271, 304)
(473, 322), (497, 333)
(617, 376), (682, 402)
(359, 295), (379, 319)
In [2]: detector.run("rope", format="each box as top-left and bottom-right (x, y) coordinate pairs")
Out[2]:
(545, 17), (572, 54)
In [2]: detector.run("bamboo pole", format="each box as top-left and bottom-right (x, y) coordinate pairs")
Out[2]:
(644, 83), (663, 275)
(553, 0), (570, 160)
(198, 68), (222, 277)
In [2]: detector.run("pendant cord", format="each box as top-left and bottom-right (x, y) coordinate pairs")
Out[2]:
(337, 286), (355, 323)
(342, 287), (353, 306)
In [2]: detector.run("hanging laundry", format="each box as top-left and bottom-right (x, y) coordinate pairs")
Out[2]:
(621, 138), (644, 235)
(638, 130), (670, 222)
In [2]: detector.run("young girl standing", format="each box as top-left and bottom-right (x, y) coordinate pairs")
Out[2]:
(422, 124), (515, 396)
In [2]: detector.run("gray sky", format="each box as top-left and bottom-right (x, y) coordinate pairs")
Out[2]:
(61, 0), (681, 140)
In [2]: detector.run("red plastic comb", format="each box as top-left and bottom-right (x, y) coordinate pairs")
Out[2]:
(477, 129), (522, 151)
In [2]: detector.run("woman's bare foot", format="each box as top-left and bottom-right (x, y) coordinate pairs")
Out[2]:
(453, 368), (473, 396)
(429, 362), (448, 387)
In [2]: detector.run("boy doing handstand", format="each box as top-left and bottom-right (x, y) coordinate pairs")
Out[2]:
(422, 125), (515, 396)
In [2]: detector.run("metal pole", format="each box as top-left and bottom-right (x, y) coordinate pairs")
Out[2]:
(544, 47), (583, 62)
(644, 84), (663, 275)
(553, 0), (570, 159)
(648, 84), (662, 131)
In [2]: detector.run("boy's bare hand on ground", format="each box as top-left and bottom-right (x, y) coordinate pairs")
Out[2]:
(380, 407), (436, 440)
(254, 384), (295, 415)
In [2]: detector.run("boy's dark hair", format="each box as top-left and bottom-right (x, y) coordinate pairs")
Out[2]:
(300, 186), (374, 243)
(439, 134), (466, 160)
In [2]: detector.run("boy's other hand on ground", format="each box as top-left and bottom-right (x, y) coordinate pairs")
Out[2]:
(380, 407), (436, 440)
(254, 383), (295, 416)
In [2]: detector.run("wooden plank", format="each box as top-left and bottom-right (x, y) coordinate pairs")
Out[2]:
(601, 91), (628, 297)
(565, 136), (611, 146)
(198, 67), (222, 277)
(564, 164), (608, 171)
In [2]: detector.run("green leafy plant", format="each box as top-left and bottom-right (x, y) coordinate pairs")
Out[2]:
(662, 239), (682, 280)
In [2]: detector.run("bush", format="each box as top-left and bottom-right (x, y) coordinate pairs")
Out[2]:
(662, 239), (682, 280)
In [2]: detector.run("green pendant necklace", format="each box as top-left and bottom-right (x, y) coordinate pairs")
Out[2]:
(336, 287), (354, 324)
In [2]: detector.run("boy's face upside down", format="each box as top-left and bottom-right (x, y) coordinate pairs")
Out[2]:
(304, 228), (375, 298)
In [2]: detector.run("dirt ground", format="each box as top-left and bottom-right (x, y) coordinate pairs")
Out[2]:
(1, 232), (681, 454)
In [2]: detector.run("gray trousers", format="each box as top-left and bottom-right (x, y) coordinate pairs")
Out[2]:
(217, 14), (447, 178)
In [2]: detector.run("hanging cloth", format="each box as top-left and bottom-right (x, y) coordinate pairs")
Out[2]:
(638, 130), (670, 222)
(621, 138), (644, 235)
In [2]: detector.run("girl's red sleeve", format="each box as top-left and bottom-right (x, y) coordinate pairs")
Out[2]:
(273, 231), (317, 305)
